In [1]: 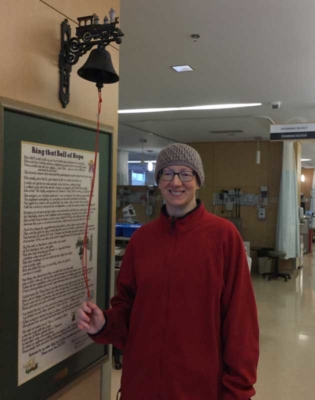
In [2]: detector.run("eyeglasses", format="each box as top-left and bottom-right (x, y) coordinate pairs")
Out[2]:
(160, 170), (195, 182)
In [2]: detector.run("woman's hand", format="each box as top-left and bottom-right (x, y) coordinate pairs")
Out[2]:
(77, 301), (106, 334)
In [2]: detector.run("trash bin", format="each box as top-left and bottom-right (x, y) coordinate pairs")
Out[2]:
(257, 247), (273, 274)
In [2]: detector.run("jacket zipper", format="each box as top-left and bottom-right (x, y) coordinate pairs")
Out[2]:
(158, 217), (176, 399)
(170, 217), (176, 234)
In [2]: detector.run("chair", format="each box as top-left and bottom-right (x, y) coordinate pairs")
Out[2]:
(113, 346), (122, 370)
(262, 250), (291, 282)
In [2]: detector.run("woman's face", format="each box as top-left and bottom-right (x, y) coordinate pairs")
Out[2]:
(158, 165), (199, 216)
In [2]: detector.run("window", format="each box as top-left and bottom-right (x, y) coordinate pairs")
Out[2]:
(127, 164), (157, 186)
(131, 171), (145, 185)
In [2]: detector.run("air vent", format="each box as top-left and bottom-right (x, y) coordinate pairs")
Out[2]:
(209, 129), (244, 134)
(303, 162), (314, 168)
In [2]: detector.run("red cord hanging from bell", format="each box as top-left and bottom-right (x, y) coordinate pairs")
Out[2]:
(81, 89), (102, 299)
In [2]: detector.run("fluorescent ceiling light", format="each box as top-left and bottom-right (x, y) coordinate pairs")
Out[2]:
(301, 159), (311, 161)
(119, 103), (262, 114)
(128, 160), (156, 164)
(172, 65), (194, 72)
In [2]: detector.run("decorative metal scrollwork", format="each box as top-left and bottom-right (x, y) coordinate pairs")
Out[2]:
(59, 11), (124, 108)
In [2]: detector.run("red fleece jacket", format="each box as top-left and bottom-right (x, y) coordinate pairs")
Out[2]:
(91, 203), (259, 399)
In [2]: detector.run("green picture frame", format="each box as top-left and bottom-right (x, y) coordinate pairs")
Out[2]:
(0, 99), (113, 400)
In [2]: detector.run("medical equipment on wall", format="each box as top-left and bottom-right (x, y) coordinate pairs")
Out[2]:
(214, 189), (242, 217)
(122, 204), (137, 223)
(259, 186), (268, 206)
(258, 208), (266, 220)
(146, 185), (155, 216)
(257, 186), (268, 220)
(117, 187), (131, 209)
(213, 186), (271, 221)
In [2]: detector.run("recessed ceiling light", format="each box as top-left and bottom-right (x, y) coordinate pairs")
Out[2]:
(118, 103), (262, 114)
(301, 159), (311, 161)
(172, 65), (194, 72)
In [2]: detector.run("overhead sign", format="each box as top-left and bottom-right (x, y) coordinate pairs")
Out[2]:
(270, 123), (315, 140)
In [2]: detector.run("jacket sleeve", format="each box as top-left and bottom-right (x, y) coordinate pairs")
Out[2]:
(89, 238), (137, 350)
(221, 226), (259, 400)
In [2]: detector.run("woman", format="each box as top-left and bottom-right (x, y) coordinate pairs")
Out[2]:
(77, 143), (259, 400)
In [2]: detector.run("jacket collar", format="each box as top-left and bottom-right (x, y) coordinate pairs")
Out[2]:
(161, 199), (202, 219)
(160, 199), (205, 232)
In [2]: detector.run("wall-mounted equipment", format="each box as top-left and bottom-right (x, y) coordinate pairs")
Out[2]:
(259, 186), (268, 206)
(255, 136), (262, 164)
(59, 9), (124, 108)
(213, 189), (242, 217)
(117, 187), (131, 209)
(256, 186), (268, 220)
(213, 187), (274, 212)
(123, 204), (137, 223)
(146, 185), (155, 216)
(258, 208), (266, 220)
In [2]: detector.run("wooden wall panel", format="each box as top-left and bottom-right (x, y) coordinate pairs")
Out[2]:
(238, 142), (269, 187)
(189, 143), (215, 187)
(197, 186), (214, 213)
(268, 142), (283, 188)
(49, 369), (101, 400)
(213, 143), (243, 187)
(240, 206), (268, 247)
(193, 141), (283, 249)
(0, 0), (120, 131)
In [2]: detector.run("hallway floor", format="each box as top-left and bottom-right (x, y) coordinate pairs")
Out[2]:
(111, 250), (315, 399)
(254, 249), (315, 399)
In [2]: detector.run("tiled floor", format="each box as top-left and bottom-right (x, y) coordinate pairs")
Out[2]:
(111, 369), (122, 400)
(111, 250), (315, 399)
(254, 250), (315, 399)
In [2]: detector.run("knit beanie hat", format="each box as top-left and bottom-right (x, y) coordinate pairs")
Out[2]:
(155, 143), (205, 186)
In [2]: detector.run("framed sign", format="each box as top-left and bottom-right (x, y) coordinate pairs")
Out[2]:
(0, 99), (112, 400)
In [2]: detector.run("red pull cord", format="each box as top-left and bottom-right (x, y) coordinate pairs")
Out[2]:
(82, 89), (102, 299)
